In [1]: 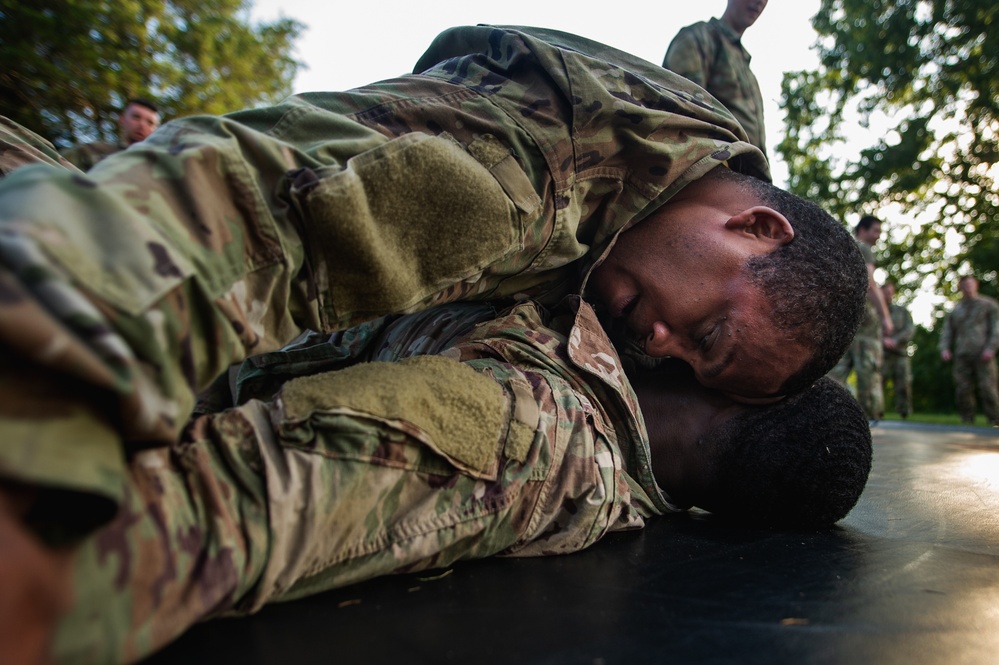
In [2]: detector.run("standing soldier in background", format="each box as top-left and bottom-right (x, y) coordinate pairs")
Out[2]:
(881, 280), (915, 419)
(830, 215), (894, 421)
(939, 275), (999, 426)
(662, 0), (768, 155)
(61, 98), (161, 170)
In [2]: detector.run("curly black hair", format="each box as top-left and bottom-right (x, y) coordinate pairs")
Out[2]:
(697, 376), (873, 528)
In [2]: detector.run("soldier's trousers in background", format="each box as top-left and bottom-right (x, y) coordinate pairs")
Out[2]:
(829, 334), (884, 420)
(952, 354), (999, 424)
(882, 352), (912, 417)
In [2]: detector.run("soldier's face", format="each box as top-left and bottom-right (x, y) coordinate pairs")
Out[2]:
(857, 222), (881, 245)
(727, 0), (769, 31)
(588, 185), (808, 403)
(959, 277), (979, 298)
(119, 104), (161, 145)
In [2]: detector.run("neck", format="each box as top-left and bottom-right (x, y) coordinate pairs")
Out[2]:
(721, 11), (748, 37)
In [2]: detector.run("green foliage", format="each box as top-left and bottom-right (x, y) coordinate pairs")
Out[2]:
(0, 0), (303, 148)
(778, 0), (999, 304)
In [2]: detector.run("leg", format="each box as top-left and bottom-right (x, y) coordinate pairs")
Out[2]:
(974, 357), (999, 424)
(828, 339), (857, 388)
(952, 356), (977, 423)
(853, 335), (883, 420)
(52, 353), (583, 664)
(897, 355), (913, 417)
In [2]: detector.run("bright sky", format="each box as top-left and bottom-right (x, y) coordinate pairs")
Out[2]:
(250, 0), (822, 188)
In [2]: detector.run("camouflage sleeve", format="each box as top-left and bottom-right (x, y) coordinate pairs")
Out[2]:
(0, 86), (546, 518)
(662, 24), (713, 87)
(940, 311), (954, 353)
(54, 345), (636, 663)
(0, 117), (80, 176)
(230, 302), (501, 405)
(59, 142), (119, 171)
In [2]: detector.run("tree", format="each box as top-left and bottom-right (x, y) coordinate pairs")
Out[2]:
(0, 0), (303, 148)
(778, 0), (999, 304)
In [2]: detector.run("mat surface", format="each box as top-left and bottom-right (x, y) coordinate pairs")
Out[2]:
(145, 421), (999, 664)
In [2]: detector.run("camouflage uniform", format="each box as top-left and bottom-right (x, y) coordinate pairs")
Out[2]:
(52, 298), (679, 663)
(829, 241), (883, 419)
(60, 140), (125, 171)
(0, 25), (763, 661)
(0, 116), (79, 176)
(662, 17), (767, 153)
(882, 301), (915, 417)
(0, 26), (767, 661)
(939, 294), (999, 424)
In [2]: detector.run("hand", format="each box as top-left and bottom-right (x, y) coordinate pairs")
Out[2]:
(0, 490), (73, 665)
(983, 349), (996, 363)
(941, 350), (953, 362)
(883, 337), (897, 351)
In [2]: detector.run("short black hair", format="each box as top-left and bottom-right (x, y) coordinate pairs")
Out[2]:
(125, 98), (159, 114)
(697, 377), (873, 528)
(713, 169), (868, 395)
(855, 215), (881, 234)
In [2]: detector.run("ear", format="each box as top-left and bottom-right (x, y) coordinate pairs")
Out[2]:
(724, 207), (794, 246)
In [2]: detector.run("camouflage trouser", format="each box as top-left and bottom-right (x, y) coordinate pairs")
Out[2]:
(882, 352), (912, 416)
(52, 339), (624, 664)
(829, 334), (883, 419)
(952, 354), (999, 424)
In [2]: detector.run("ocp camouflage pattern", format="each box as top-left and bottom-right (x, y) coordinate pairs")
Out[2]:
(0, 25), (766, 532)
(53, 298), (679, 664)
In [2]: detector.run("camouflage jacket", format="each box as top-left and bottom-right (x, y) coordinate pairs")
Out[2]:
(662, 18), (767, 153)
(60, 140), (124, 171)
(0, 25), (763, 534)
(885, 302), (914, 356)
(940, 295), (999, 358)
(225, 296), (676, 520)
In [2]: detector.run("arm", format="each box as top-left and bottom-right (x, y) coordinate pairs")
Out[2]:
(867, 263), (894, 336)
(940, 311), (954, 362)
(983, 300), (999, 362)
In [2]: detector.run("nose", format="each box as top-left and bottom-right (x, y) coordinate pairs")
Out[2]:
(644, 321), (690, 360)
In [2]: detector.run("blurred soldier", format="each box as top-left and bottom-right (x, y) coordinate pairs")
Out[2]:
(663, 0), (768, 154)
(939, 275), (999, 425)
(881, 281), (915, 418)
(830, 215), (893, 420)
(61, 98), (160, 170)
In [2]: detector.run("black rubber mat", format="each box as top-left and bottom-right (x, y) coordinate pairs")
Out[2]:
(145, 421), (999, 664)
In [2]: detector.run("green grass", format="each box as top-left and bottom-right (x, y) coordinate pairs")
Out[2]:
(881, 410), (997, 428)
